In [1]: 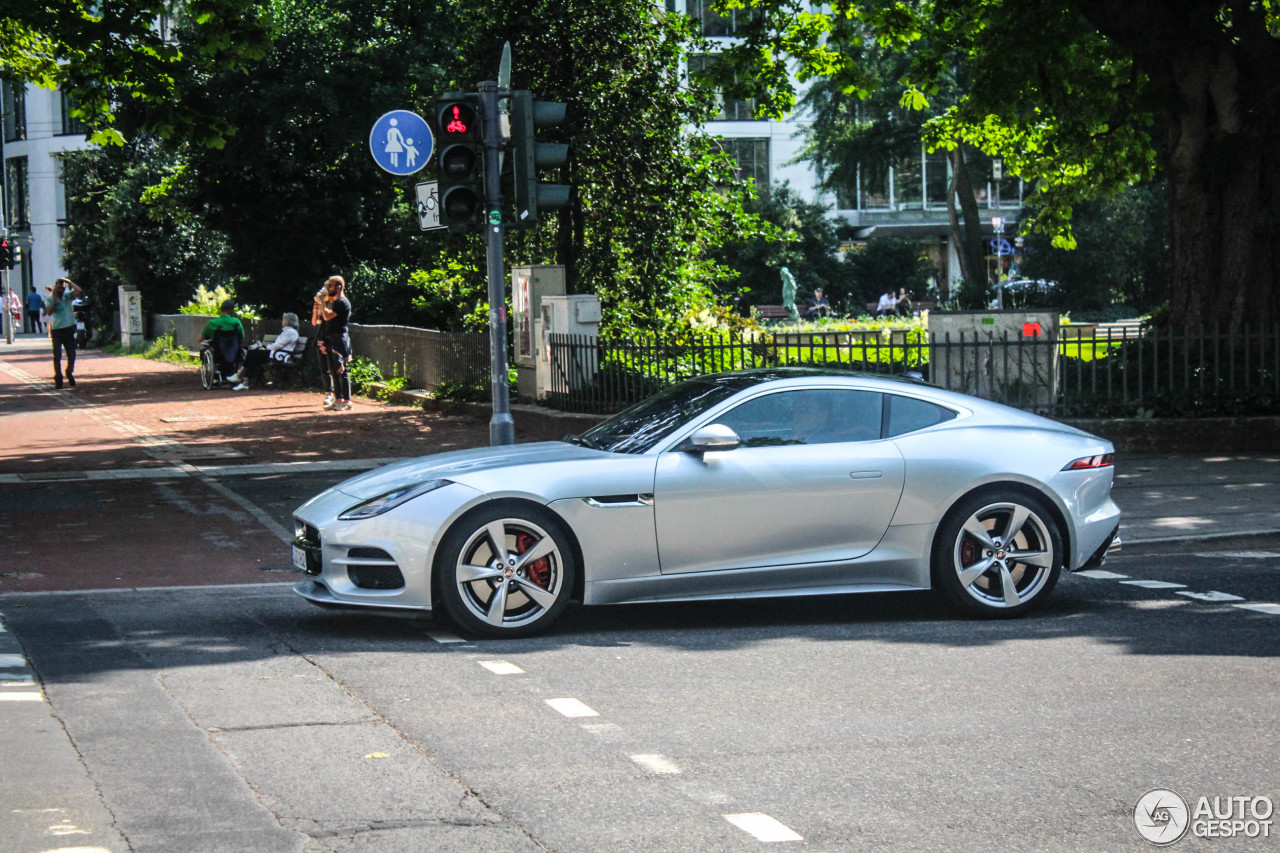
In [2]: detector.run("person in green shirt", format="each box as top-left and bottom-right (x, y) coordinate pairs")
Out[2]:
(45, 278), (83, 389)
(199, 299), (245, 381)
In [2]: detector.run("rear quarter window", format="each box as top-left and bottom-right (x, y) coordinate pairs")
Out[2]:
(886, 395), (957, 437)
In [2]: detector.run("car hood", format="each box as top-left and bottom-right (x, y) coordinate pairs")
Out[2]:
(330, 441), (608, 499)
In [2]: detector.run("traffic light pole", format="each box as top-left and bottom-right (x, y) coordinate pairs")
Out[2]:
(479, 80), (516, 446)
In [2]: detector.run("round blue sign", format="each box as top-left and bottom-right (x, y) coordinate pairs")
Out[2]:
(369, 110), (433, 176)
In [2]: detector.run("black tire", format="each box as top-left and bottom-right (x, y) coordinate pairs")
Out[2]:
(199, 349), (217, 390)
(434, 502), (577, 638)
(931, 489), (1064, 618)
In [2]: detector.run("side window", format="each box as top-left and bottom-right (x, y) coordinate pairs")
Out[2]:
(714, 389), (884, 447)
(886, 394), (957, 437)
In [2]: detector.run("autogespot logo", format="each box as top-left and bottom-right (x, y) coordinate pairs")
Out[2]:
(1135, 789), (1191, 845)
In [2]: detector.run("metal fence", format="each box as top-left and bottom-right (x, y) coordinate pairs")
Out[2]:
(547, 326), (1280, 418)
(150, 314), (488, 391)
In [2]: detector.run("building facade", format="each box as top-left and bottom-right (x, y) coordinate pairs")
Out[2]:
(1, 79), (92, 310)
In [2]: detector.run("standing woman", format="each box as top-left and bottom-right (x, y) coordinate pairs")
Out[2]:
(311, 280), (334, 407)
(316, 276), (353, 411)
(46, 278), (83, 388)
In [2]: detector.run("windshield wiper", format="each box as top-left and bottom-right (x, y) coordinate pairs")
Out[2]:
(562, 433), (602, 450)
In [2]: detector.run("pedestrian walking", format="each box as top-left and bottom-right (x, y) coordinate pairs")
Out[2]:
(314, 275), (353, 411)
(41, 285), (53, 336)
(7, 288), (21, 332)
(24, 287), (44, 334)
(45, 278), (83, 388)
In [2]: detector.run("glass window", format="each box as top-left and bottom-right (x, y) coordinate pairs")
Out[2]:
(719, 137), (769, 186)
(859, 163), (889, 210)
(688, 0), (758, 36)
(2, 81), (26, 142)
(5, 157), (29, 229)
(579, 377), (747, 454)
(716, 389), (884, 447)
(688, 53), (758, 120)
(925, 151), (949, 207)
(894, 155), (923, 210)
(886, 395), (957, 437)
(59, 90), (87, 136)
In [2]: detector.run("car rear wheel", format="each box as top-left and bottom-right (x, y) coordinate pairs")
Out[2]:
(932, 491), (1063, 618)
(435, 504), (576, 638)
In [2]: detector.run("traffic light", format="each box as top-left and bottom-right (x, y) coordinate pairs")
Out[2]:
(435, 95), (483, 230)
(11, 244), (21, 268)
(509, 90), (570, 229)
(0, 239), (11, 270)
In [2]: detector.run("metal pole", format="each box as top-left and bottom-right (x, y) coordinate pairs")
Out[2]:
(479, 80), (515, 446)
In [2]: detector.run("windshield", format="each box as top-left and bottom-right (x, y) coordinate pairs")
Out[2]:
(575, 378), (745, 454)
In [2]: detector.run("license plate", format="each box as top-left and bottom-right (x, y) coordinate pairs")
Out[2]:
(291, 545), (309, 572)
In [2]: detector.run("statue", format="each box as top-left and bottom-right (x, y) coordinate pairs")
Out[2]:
(780, 266), (799, 321)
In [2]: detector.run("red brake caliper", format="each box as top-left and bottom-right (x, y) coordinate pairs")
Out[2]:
(960, 538), (978, 568)
(514, 532), (551, 588)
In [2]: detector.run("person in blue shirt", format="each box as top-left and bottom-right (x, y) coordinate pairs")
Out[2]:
(45, 278), (83, 389)
(24, 287), (44, 334)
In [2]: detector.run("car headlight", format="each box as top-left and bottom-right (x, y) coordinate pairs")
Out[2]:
(338, 480), (451, 520)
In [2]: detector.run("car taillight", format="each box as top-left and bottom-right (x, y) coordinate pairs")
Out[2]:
(1064, 453), (1114, 470)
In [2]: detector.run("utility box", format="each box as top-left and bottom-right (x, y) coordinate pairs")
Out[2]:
(513, 265), (566, 400)
(119, 285), (144, 348)
(928, 311), (1061, 411)
(536, 293), (602, 401)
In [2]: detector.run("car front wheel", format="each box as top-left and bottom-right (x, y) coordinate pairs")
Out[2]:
(932, 491), (1063, 618)
(435, 504), (576, 638)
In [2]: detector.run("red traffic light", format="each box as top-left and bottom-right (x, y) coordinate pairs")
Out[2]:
(439, 102), (476, 138)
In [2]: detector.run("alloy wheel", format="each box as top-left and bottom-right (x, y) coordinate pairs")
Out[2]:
(454, 517), (565, 630)
(952, 501), (1056, 609)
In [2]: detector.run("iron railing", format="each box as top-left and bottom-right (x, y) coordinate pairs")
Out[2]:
(547, 326), (1280, 418)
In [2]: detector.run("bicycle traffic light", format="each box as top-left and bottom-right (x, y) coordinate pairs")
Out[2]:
(509, 91), (570, 230)
(434, 95), (483, 230)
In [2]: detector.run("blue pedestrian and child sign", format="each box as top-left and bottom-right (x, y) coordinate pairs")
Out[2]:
(368, 110), (433, 176)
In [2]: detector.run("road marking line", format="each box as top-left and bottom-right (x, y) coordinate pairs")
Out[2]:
(0, 677), (35, 686)
(723, 813), (804, 842)
(479, 660), (524, 675)
(1197, 551), (1280, 559)
(1234, 603), (1280, 615)
(545, 697), (599, 718)
(426, 631), (469, 644)
(0, 653), (27, 668)
(631, 753), (681, 775)
(1120, 580), (1187, 589)
(1176, 590), (1245, 603)
(0, 692), (43, 702)
(1076, 570), (1129, 580)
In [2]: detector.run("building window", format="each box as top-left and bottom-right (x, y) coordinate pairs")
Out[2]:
(688, 53), (758, 120)
(687, 0), (758, 36)
(859, 163), (889, 210)
(2, 81), (26, 142)
(58, 90), (88, 136)
(720, 138), (769, 186)
(5, 157), (29, 228)
(924, 151), (949, 208)
(893, 155), (923, 210)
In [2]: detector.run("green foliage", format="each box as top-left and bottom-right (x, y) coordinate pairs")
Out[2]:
(345, 356), (383, 395)
(1020, 181), (1170, 314)
(1, 0), (274, 146)
(715, 183), (847, 309)
(407, 259), (487, 332)
(844, 236), (934, 309)
(178, 284), (262, 320)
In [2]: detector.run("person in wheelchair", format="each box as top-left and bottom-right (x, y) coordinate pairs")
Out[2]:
(198, 299), (245, 388)
(230, 313), (300, 390)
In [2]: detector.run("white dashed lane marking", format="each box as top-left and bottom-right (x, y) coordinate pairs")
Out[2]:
(1075, 570), (1129, 580)
(545, 697), (599, 718)
(1176, 590), (1245, 603)
(631, 754), (681, 775)
(0, 692), (43, 702)
(723, 813), (804, 842)
(1196, 551), (1280, 559)
(0, 653), (27, 668)
(478, 660), (524, 675)
(1234, 603), (1280, 615)
(1120, 580), (1187, 589)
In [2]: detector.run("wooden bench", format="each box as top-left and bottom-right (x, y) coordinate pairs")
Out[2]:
(754, 304), (794, 321)
(260, 334), (310, 386)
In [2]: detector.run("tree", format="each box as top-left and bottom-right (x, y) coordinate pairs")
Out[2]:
(1, 0), (273, 145)
(846, 236), (934, 309)
(453, 0), (773, 332)
(711, 0), (1280, 332)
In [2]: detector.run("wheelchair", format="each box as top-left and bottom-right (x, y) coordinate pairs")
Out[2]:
(199, 329), (244, 390)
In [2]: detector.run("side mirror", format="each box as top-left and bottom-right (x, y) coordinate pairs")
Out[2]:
(680, 424), (741, 453)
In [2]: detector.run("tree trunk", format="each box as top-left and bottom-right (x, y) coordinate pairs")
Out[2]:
(1072, 0), (1280, 333)
(947, 146), (988, 297)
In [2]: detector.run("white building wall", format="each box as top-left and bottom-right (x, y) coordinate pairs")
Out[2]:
(2, 82), (94, 304)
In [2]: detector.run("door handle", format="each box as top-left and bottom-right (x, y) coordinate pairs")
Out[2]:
(849, 471), (883, 480)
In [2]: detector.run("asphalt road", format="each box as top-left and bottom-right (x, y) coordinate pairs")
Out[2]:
(3, 536), (1278, 853)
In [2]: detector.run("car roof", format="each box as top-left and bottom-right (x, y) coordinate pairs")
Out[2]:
(694, 367), (934, 391)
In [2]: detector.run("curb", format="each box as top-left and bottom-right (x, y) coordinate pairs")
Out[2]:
(364, 383), (603, 441)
